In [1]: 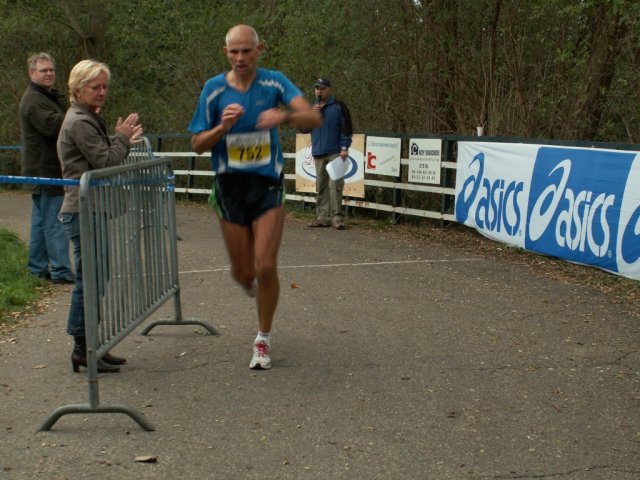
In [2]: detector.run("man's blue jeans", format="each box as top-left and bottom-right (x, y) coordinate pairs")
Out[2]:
(28, 193), (73, 280)
(58, 212), (84, 336)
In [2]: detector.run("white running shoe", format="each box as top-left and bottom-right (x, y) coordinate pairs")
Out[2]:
(249, 340), (271, 370)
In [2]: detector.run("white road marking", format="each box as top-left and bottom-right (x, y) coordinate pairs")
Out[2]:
(180, 258), (481, 274)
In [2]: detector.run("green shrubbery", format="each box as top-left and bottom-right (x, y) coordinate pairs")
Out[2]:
(0, 228), (43, 324)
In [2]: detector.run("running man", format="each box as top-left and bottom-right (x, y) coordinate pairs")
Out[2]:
(189, 24), (321, 369)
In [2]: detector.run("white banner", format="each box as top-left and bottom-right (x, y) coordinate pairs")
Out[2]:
(408, 138), (441, 184)
(365, 136), (401, 177)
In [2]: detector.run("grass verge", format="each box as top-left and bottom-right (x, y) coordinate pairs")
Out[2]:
(0, 227), (47, 331)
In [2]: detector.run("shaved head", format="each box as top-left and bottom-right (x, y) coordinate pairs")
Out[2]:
(226, 24), (260, 47)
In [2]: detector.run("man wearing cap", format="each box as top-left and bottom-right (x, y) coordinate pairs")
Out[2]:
(307, 77), (353, 230)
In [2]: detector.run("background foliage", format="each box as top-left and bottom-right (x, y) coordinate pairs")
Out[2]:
(1, 0), (639, 148)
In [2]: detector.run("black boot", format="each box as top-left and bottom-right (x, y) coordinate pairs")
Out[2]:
(71, 336), (120, 373)
(102, 352), (127, 365)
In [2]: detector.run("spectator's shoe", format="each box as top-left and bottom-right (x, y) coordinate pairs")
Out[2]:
(249, 340), (272, 370)
(102, 352), (127, 365)
(308, 219), (330, 228)
(332, 219), (346, 230)
(71, 337), (120, 373)
(51, 275), (75, 285)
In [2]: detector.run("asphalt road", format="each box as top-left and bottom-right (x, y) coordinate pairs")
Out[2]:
(1, 190), (639, 479)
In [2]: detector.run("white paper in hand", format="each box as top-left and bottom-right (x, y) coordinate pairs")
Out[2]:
(326, 156), (348, 181)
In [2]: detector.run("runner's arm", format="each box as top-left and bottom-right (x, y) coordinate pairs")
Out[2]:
(287, 96), (322, 130)
(255, 96), (321, 131)
(191, 103), (245, 154)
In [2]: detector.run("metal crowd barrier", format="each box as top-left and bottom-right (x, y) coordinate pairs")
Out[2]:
(39, 140), (217, 432)
(125, 136), (155, 164)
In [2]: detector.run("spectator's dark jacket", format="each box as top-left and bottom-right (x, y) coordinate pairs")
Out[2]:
(19, 81), (66, 195)
(309, 96), (353, 157)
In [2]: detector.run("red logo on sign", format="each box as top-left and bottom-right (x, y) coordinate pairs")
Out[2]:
(367, 152), (377, 170)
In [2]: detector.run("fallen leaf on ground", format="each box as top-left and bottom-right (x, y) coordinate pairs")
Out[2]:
(134, 455), (158, 463)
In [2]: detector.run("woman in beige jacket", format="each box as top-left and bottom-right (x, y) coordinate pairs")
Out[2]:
(57, 59), (142, 373)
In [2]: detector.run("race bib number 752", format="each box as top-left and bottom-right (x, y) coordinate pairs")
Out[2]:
(226, 130), (271, 168)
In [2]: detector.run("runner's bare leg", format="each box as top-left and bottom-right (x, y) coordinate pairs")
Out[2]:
(251, 205), (285, 333)
(219, 204), (285, 333)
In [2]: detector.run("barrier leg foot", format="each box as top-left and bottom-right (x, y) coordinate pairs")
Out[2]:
(141, 318), (218, 336)
(38, 403), (155, 432)
(39, 403), (89, 431)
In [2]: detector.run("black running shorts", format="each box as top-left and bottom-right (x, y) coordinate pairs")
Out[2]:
(208, 173), (285, 226)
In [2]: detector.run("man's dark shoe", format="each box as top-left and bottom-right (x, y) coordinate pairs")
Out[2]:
(51, 275), (75, 285)
(308, 219), (330, 228)
(332, 220), (346, 230)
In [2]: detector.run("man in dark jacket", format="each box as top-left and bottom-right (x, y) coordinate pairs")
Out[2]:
(307, 77), (353, 230)
(19, 53), (74, 283)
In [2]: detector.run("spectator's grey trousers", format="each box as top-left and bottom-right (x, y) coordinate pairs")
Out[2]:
(313, 153), (345, 225)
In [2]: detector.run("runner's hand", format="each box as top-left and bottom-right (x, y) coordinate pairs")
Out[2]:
(221, 103), (244, 132)
(256, 108), (287, 130)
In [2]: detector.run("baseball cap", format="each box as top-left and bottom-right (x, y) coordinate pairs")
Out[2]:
(313, 78), (331, 88)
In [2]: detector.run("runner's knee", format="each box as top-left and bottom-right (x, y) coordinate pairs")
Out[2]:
(231, 265), (255, 287)
(254, 258), (277, 280)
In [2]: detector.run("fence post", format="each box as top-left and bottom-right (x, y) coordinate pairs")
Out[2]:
(391, 136), (405, 224)
(186, 155), (196, 201)
(441, 137), (455, 226)
(391, 174), (402, 224)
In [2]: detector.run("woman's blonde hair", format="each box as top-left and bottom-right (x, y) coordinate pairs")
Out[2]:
(68, 59), (111, 103)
